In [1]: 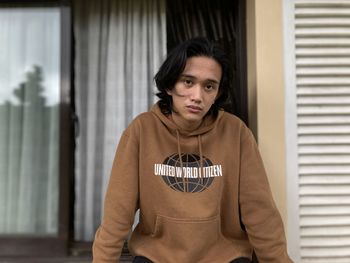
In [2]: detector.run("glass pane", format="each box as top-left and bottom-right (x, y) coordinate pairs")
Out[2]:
(0, 7), (60, 235)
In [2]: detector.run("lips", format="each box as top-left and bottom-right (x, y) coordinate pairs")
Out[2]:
(186, 105), (203, 113)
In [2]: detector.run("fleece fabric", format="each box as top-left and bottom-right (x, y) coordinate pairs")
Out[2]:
(92, 103), (293, 263)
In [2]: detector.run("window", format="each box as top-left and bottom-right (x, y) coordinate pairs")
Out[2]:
(0, 1), (72, 256)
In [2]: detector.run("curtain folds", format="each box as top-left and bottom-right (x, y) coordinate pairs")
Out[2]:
(166, 0), (236, 45)
(73, 0), (166, 241)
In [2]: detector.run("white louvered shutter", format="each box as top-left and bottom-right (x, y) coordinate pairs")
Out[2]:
(294, 1), (350, 262)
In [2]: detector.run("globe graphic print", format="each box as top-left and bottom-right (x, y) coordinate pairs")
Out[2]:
(161, 153), (214, 193)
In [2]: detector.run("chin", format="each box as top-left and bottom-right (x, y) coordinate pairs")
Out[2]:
(186, 116), (203, 123)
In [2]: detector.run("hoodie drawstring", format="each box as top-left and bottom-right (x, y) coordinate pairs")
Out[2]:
(176, 130), (186, 192)
(176, 130), (204, 192)
(198, 135), (204, 185)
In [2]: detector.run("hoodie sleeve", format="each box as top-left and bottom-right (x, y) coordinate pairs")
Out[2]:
(92, 129), (139, 263)
(239, 127), (293, 263)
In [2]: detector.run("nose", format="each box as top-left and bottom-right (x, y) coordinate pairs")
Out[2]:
(190, 85), (203, 103)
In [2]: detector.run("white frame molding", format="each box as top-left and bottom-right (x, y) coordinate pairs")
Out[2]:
(283, 0), (301, 261)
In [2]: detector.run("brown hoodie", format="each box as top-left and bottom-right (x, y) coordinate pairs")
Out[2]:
(92, 103), (293, 263)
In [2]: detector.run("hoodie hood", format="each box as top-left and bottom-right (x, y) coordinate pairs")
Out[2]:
(151, 102), (224, 183)
(151, 102), (224, 137)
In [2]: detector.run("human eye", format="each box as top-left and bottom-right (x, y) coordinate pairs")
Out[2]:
(183, 79), (193, 87)
(205, 84), (213, 90)
(205, 83), (218, 91)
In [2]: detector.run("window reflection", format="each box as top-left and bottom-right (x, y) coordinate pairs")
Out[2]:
(0, 7), (60, 235)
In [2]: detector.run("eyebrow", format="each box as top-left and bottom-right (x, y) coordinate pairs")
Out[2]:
(180, 74), (220, 84)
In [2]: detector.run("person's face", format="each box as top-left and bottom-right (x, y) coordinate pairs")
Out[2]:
(167, 56), (222, 130)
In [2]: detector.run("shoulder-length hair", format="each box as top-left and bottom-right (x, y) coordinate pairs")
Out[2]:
(154, 37), (232, 116)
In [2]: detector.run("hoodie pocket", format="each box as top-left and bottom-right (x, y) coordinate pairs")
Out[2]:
(151, 214), (220, 256)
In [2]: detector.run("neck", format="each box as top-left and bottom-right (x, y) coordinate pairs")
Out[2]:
(170, 113), (202, 131)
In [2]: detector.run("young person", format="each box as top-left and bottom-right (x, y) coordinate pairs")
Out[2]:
(92, 37), (293, 263)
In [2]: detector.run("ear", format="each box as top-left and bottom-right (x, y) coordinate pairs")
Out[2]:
(166, 89), (173, 96)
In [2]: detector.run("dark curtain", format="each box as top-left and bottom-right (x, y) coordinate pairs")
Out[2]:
(166, 0), (248, 124)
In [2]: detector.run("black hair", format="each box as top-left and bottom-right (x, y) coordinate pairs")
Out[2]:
(154, 37), (232, 116)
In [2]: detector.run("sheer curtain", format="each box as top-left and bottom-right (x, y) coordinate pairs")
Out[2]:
(73, 0), (166, 241)
(0, 7), (60, 234)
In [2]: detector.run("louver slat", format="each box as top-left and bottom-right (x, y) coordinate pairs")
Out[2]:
(295, 1), (350, 262)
